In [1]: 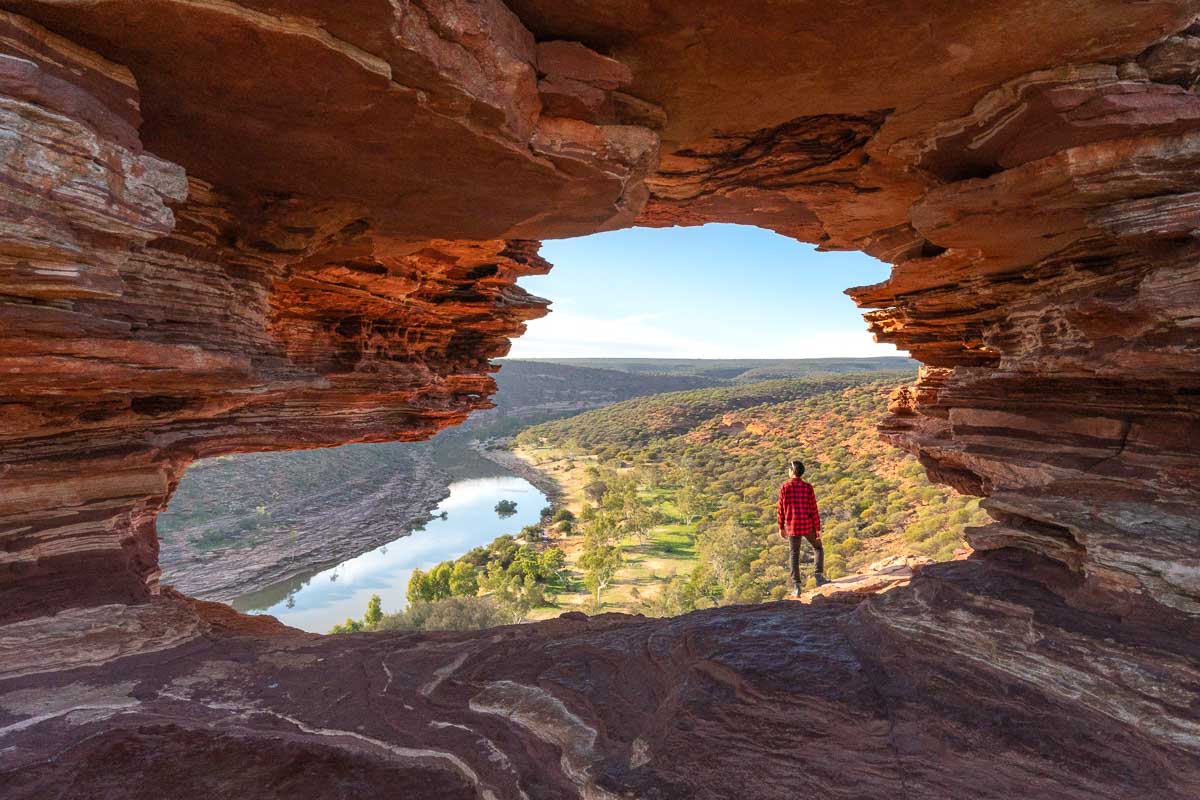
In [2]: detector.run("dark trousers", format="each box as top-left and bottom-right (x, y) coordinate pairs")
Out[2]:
(789, 533), (824, 585)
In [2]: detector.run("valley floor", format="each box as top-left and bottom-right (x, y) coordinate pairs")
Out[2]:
(498, 441), (972, 620)
(483, 443), (693, 617)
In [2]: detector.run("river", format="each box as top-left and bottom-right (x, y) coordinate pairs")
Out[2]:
(231, 474), (548, 632)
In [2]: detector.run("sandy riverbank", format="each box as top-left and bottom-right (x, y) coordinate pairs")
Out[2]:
(469, 440), (566, 508)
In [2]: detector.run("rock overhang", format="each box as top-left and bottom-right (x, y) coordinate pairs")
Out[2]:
(1, 0), (1197, 617)
(1, 1), (1199, 795)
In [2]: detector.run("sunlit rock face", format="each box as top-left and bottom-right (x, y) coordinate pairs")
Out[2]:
(855, 59), (1200, 614)
(1, 1), (1199, 796)
(510, 0), (1200, 612)
(0, 4), (652, 618)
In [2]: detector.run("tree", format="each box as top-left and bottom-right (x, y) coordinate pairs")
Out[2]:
(540, 547), (567, 583)
(508, 545), (542, 582)
(481, 562), (534, 622)
(420, 596), (509, 631)
(676, 486), (708, 525)
(363, 594), (383, 628)
(580, 541), (621, 610)
(622, 495), (661, 542)
(636, 463), (662, 491)
(407, 568), (434, 605)
(584, 510), (619, 547)
(522, 574), (546, 608)
(583, 479), (608, 504)
(376, 596), (510, 632)
(696, 522), (761, 595)
(495, 499), (518, 518)
(429, 562), (453, 600)
(449, 560), (479, 597)
(637, 566), (717, 617)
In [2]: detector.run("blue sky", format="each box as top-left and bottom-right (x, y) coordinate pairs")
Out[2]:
(509, 224), (903, 359)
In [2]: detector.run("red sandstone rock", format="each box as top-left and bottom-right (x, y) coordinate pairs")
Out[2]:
(2, 559), (1199, 799)
(1, 1), (1200, 795)
(800, 554), (935, 605)
(536, 40), (632, 90)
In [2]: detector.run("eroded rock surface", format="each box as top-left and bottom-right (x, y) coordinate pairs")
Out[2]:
(2, 558), (1198, 799)
(800, 554), (936, 605)
(1, 1), (1199, 795)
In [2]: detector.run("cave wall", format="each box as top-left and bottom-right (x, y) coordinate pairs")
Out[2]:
(1, 3), (1199, 797)
(0, 0), (1197, 625)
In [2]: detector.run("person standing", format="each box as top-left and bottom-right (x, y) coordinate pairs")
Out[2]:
(777, 459), (825, 597)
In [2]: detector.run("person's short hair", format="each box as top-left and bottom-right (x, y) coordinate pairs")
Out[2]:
(789, 460), (805, 476)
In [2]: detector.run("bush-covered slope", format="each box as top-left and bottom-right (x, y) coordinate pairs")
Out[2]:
(517, 375), (988, 593)
(512, 376), (890, 454)
(491, 360), (721, 414)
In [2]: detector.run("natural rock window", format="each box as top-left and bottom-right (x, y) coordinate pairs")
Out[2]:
(1, 2), (1197, 797)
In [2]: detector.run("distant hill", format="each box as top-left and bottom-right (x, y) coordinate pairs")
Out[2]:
(450, 360), (725, 440)
(507, 357), (918, 382)
(509, 375), (892, 453)
(491, 360), (720, 416)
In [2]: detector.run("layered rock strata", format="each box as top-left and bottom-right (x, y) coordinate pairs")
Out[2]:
(513, 0), (1200, 611)
(0, 6), (657, 619)
(799, 554), (936, 605)
(2, 558), (1198, 799)
(0, 1), (1199, 796)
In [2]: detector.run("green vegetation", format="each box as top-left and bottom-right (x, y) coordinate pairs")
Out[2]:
(329, 532), (570, 633)
(518, 376), (886, 458)
(494, 499), (518, 517)
(516, 374), (989, 614)
(579, 512), (623, 609)
(330, 371), (987, 629)
(163, 358), (918, 567)
(368, 535), (567, 631)
(378, 596), (511, 632)
(444, 358), (917, 442)
(331, 594), (383, 633)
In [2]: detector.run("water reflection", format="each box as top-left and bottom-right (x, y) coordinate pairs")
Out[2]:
(232, 475), (546, 633)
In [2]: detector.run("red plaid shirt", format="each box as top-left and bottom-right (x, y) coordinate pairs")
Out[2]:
(777, 478), (821, 538)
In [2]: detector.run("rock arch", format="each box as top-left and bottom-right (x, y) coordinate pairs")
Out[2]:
(0, 2), (1197, 796)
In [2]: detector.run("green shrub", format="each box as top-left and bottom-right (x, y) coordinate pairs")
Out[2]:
(377, 596), (510, 632)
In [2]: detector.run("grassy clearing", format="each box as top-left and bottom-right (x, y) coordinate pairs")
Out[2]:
(519, 444), (702, 618)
